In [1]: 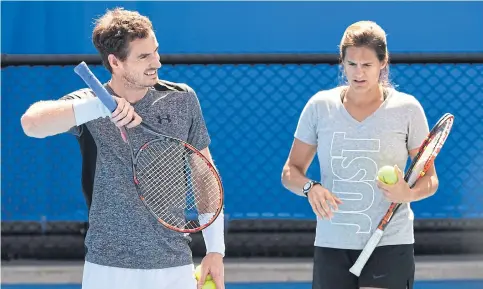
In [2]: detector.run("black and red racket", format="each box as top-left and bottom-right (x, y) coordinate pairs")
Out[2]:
(349, 112), (454, 276)
(74, 62), (224, 234)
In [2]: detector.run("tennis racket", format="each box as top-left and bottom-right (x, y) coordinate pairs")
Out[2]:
(73, 61), (224, 234)
(349, 112), (454, 277)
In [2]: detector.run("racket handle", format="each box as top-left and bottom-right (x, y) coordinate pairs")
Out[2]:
(349, 229), (384, 277)
(74, 61), (128, 143)
(74, 62), (117, 113)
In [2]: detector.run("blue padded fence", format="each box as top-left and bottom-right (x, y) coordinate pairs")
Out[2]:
(2, 61), (483, 223)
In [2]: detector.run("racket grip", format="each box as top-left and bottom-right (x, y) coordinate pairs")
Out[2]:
(349, 229), (384, 277)
(74, 62), (117, 113)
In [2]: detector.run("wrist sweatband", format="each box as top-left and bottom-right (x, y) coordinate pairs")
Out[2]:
(72, 97), (112, 126)
(198, 211), (225, 256)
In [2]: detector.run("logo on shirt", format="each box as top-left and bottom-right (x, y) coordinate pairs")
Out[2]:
(157, 115), (172, 124)
(329, 132), (380, 234)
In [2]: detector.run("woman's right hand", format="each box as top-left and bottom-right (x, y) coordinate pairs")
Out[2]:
(307, 185), (343, 219)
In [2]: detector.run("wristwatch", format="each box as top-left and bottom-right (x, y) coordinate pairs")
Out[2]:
(303, 180), (321, 197)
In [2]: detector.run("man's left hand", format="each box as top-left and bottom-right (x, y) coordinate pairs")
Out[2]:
(197, 252), (224, 289)
(377, 165), (413, 203)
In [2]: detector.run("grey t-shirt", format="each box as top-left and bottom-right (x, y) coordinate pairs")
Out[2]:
(294, 86), (429, 250)
(61, 80), (211, 269)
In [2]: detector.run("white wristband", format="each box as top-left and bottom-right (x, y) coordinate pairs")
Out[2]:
(199, 211), (225, 256)
(72, 97), (112, 126)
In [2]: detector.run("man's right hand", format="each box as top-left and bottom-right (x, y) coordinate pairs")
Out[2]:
(307, 185), (342, 219)
(110, 97), (142, 128)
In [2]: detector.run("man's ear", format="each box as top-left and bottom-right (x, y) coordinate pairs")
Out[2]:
(108, 54), (121, 71)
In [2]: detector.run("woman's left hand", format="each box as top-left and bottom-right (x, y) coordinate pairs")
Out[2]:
(377, 165), (413, 203)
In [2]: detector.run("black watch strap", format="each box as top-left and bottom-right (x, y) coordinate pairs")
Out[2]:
(303, 180), (321, 197)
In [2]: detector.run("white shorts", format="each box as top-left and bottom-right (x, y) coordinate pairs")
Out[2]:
(81, 261), (197, 289)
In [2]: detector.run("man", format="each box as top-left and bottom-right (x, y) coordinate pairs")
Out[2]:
(20, 8), (225, 289)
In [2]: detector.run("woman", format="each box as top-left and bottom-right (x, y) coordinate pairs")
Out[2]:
(281, 21), (439, 289)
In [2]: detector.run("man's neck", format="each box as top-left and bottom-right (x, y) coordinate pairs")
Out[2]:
(108, 76), (149, 104)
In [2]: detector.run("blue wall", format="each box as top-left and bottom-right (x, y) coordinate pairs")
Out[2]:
(2, 2), (483, 54)
(2, 2), (483, 222)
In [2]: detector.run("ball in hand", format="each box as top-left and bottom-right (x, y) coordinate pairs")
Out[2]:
(202, 280), (216, 289)
(195, 265), (213, 281)
(377, 165), (398, 185)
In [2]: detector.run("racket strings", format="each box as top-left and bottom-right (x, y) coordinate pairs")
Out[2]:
(141, 149), (219, 208)
(134, 140), (222, 230)
(139, 143), (192, 223)
(139, 142), (185, 198)
(147, 165), (219, 221)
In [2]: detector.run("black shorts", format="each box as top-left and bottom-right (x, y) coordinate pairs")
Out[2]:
(312, 244), (415, 289)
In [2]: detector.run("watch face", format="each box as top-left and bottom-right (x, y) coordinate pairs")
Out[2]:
(303, 182), (311, 191)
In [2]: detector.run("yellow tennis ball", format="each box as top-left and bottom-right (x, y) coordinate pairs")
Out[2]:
(377, 165), (398, 185)
(202, 280), (216, 289)
(195, 265), (212, 281)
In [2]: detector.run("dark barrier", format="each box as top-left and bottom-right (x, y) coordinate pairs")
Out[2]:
(2, 53), (483, 260)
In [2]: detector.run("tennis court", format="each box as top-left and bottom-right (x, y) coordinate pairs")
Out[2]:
(2, 257), (483, 288)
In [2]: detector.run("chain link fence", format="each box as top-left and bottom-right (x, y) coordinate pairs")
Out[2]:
(2, 54), (483, 260)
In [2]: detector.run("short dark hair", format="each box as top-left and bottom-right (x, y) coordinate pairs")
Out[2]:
(339, 21), (391, 87)
(92, 8), (153, 73)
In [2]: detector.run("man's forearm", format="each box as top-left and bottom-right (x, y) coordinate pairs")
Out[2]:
(21, 100), (78, 138)
(200, 211), (225, 256)
(21, 98), (111, 138)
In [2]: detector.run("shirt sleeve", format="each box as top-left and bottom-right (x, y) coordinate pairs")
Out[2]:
(58, 88), (93, 137)
(407, 99), (430, 151)
(186, 87), (211, 150)
(294, 97), (318, 145)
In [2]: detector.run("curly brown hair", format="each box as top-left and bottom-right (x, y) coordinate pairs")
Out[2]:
(92, 8), (153, 73)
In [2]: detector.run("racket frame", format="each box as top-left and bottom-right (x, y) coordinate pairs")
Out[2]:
(74, 62), (224, 234)
(349, 113), (454, 277)
(131, 123), (224, 234)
